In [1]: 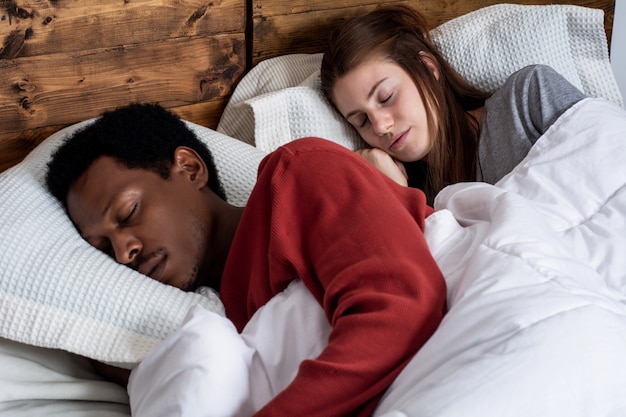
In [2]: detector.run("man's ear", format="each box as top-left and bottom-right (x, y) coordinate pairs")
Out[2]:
(418, 51), (440, 81)
(172, 147), (209, 188)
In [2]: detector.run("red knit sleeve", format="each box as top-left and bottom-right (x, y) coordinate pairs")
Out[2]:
(252, 138), (446, 417)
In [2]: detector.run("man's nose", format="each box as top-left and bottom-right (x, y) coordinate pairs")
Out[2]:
(110, 232), (142, 266)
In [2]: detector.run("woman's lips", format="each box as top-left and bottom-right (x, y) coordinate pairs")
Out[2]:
(389, 129), (409, 152)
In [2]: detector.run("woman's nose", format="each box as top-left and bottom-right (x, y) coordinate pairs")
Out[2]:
(110, 232), (142, 266)
(371, 111), (393, 136)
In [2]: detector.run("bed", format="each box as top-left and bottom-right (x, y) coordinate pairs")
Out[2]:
(0, 0), (624, 416)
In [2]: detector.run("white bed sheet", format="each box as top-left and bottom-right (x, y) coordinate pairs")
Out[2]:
(129, 97), (626, 416)
(0, 337), (130, 416)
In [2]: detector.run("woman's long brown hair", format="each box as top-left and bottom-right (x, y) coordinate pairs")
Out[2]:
(321, 4), (491, 197)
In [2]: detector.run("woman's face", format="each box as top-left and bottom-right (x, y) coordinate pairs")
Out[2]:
(332, 56), (437, 162)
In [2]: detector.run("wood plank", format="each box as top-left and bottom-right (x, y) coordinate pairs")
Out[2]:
(0, 1), (247, 172)
(252, 0), (615, 65)
(173, 100), (229, 130)
(0, 33), (245, 134)
(253, 0), (614, 22)
(0, 125), (59, 173)
(252, 4), (397, 64)
(0, 99), (228, 173)
(1, 0), (245, 58)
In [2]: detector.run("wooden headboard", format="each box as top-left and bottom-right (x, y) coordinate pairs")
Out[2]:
(0, 0), (615, 172)
(0, 0), (246, 172)
(251, 0), (615, 65)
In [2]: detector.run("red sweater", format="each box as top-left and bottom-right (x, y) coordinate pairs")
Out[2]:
(220, 137), (446, 417)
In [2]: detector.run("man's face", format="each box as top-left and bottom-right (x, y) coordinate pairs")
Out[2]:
(66, 154), (211, 291)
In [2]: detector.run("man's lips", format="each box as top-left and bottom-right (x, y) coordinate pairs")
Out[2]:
(138, 253), (167, 282)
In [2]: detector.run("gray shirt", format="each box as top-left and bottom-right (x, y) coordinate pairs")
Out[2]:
(477, 65), (586, 184)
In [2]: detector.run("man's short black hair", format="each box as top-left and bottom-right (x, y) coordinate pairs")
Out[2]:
(46, 102), (225, 207)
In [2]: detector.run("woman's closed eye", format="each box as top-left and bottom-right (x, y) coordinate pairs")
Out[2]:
(358, 114), (369, 128)
(379, 93), (392, 104)
(352, 92), (392, 129)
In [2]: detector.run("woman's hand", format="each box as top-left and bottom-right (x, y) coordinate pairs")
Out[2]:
(355, 148), (409, 187)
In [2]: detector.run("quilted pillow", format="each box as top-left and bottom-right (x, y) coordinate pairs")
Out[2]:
(0, 119), (267, 369)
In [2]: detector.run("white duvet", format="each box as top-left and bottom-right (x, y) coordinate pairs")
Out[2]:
(129, 98), (626, 416)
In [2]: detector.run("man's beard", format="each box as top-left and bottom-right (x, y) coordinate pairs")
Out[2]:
(180, 216), (208, 292)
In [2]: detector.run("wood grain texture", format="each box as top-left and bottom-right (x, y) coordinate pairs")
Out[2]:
(1, 34), (245, 131)
(251, 0), (615, 65)
(1, 0), (245, 58)
(0, 0), (245, 171)
(0, 100), (228, 172)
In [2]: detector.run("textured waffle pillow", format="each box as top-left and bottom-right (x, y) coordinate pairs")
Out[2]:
(431, 3), (621, 102)
(217, 4), (623, 152)
(0, 119), (267, 369)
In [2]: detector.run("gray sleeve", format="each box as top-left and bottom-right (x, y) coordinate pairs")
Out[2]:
(477, 64), (585, 184)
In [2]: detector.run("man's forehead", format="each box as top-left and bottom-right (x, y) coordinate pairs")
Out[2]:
(67, 157), (133, 215)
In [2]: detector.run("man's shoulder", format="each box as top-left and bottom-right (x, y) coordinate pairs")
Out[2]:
(505, 64), (561, 86)
(485, 64), (582, 121)
(494, 64), (575, 101)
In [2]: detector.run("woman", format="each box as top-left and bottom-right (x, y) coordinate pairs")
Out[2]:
(320, 4), (586, 202)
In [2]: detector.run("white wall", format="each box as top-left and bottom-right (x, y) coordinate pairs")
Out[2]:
(612, 0), (626, 99)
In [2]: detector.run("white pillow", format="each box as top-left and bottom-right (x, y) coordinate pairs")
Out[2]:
(217, 4), (623, 152)
(217, 56), (365, 152)
(0, 119), (267, 369)
(430, 4), (622, 102)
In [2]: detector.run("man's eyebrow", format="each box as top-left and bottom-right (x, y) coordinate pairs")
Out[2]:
(344, 78), (388, 120)
(80, 194), (116, 243)
(101, 197), (114, 218)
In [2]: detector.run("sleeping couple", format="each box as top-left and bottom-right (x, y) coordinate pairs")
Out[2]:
(45, 5), (588, 417)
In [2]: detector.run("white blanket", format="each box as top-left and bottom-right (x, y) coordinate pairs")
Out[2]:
(129, 98), (626, 416)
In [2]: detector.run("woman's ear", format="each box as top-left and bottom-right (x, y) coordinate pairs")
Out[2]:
(172, 146), (209, 188)
(418, 51), (441, 81)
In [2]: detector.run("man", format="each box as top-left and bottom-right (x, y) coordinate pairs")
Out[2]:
(46, 102), (446, 417)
